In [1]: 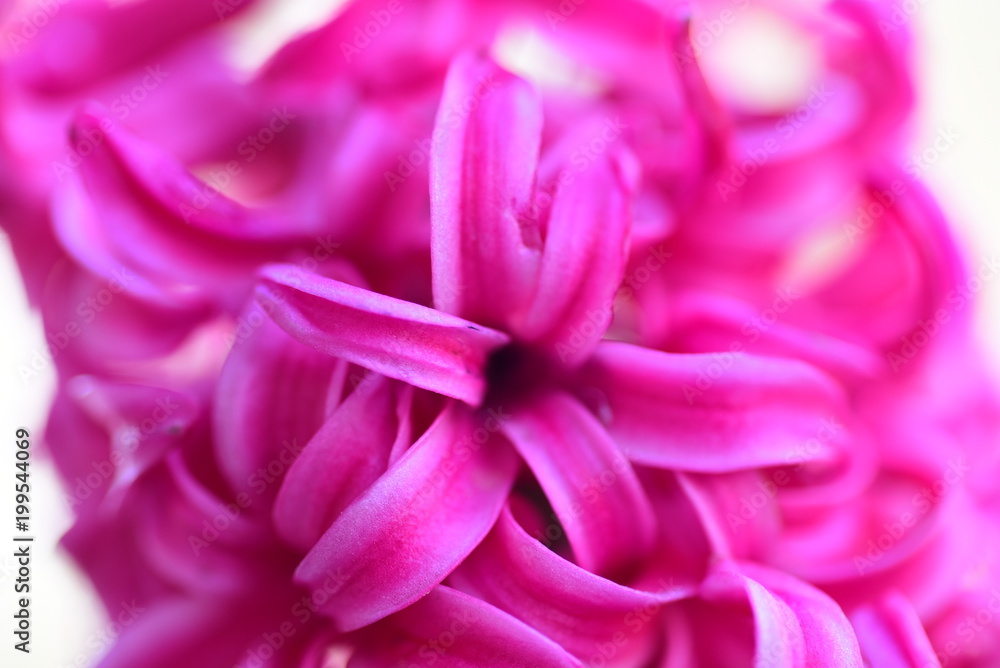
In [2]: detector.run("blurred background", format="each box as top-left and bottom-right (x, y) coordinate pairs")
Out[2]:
(1, 0), (998, 666)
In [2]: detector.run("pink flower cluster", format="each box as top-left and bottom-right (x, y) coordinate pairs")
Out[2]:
(3, 0), (1000, 666)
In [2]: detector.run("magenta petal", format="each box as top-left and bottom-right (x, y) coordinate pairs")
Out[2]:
(292, 402), (519, 631)
(90, 597), (262, 668)
(450, 505), (696, 663)
(213, 315), (344, 507)
(46, 378), (198, 515)
(518, 150), (636, 364)
(851, 592), (940, 668)
(273, 374), (402, 552)
(584, 342), (849, 472)
(501, 391), (657, 577)
(10, 0), (258, 93)
(131, 452), (291, 596)
(53, 106), (298, 310)
(348, 586), (582, 668)
(703, 561), (863, 667)
(668, 291), (885, 382)
(430, 52), (543, 329)
(256, 264), (509, 405)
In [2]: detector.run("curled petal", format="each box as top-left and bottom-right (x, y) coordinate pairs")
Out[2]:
(430, 52), (542, 329)
(851, 592), (940, 668)
(702, 561), (863, 667)
(89, 594), (287, 668)
(667, 291), (884, 382)
(293, 403), (519, 631)
(9, 0), (259, 92)
(213, 314), (344, 507)
(582, 342), (849, 472)
(451, 505), (696, 663)
(53, 106), (296, 310)
(349, 586), (582, 668)
(273, 374), (403, 552)
(518, 147), (637, 364)
(501, 391), (657, 577)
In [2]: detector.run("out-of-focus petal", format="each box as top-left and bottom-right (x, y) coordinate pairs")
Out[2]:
(213, 315), (344, 508)
(53, 106), (298, 310)
(9, 0), (260, 93)
(851, 591), (941, 668)
(347, 586), (582, 668)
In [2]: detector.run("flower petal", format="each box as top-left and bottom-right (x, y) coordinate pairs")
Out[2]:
(9, 0), (259, 92)
(702, 561), (863, 667)
(213, 314), (344, 508)
(273, 373), (402, 552)
(518, 147), (637, 364)
(500, 391), (657, 577)
(256, 264), (509, 405)
(582, 342), (849, 472)
(667, 290), (885, 382)
(53, 106), (296, 310)
(450, 505), (696, 663)
(430, 52), (542, 329)
(348, 586), (582, 668)
(851, 592), (940, 668)
(293, 402), (519, 631)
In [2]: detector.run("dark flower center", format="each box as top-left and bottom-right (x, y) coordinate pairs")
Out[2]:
(482, 342), (560, 408)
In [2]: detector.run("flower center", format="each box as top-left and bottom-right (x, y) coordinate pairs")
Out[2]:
(482, 342), (560, 408)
